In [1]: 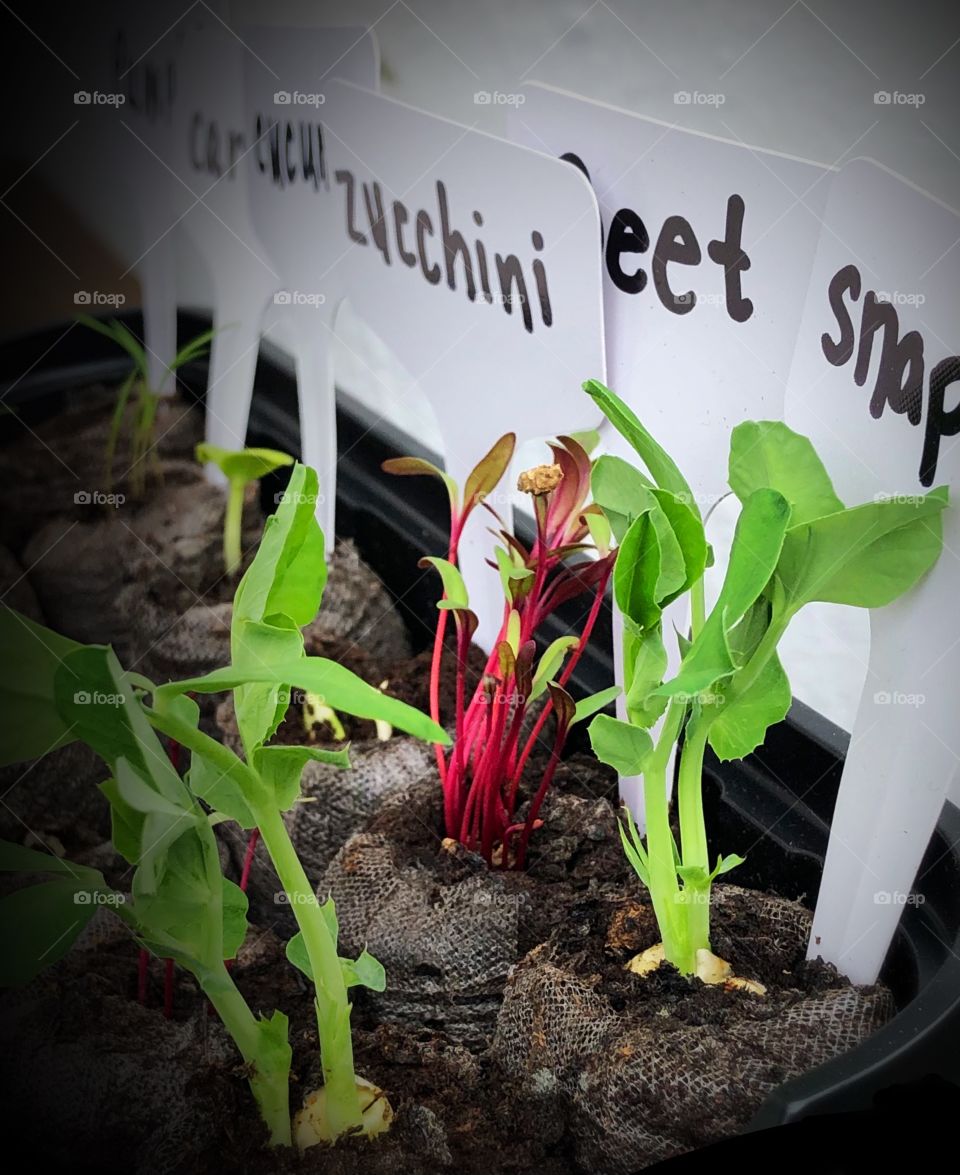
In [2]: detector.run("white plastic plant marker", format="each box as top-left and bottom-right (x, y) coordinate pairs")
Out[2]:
(171, 21), (285, 485)
(242, 26), (380, 544)
(509, 82), (832, 818)
(104, 5), (185, 395)
(785, 159), (960, 985)
(313, 79), (606, 648)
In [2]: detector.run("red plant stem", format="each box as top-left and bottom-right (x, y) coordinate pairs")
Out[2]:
(461, 692), (496, 846)
(163, 957), (175, 1019)
(480, 689), (510, 864)
(137, 949), (149, 1004)
(239, 828), (260, 893)
(509, 567), (612, 801)
(515, 723), (568, 870)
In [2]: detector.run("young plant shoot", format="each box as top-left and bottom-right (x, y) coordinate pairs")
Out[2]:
(583, 379), (948, 981)
(78, 315), (215, 497)
(194, 442), (295, 575)
(0, 463), (448, 1148)
(385, 435), (619, 868)
(0, 608), (294, 1146)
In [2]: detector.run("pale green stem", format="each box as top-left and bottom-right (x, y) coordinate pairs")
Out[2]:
(253, 805), (362, 1140)
(202, 963), (292, 1147)
(224, 476), (246, 575)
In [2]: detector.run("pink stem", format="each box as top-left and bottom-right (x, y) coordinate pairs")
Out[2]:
(239, 828), (260, 893)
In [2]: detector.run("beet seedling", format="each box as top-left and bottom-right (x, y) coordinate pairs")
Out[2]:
(194, 443), (294, 575)
(78, 315), (214, 497)
(385, 434), (618, 868)
(583, 379), (948, 980)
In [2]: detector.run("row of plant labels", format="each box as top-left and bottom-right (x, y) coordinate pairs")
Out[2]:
(49, 9), (959, 988)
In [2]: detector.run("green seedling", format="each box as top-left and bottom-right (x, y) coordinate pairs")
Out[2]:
(0, 462), (448, 1148)
(78, 315), (214, 497)
(0, 608), (293, 1145)
(583, 379), (948, 979)
(195, 443), (295, 575)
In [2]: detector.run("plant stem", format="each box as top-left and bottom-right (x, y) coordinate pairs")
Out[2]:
(254, 804), (361, 1139)
(224, 476), (246, 576)
(202, 962), (292, 1147)
(677, 720), (709, 875)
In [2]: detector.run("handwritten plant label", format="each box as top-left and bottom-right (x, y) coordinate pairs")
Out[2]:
(509, 81), (832, 497)
(786, 158), (960, 984)
(246, 76), (606, 645)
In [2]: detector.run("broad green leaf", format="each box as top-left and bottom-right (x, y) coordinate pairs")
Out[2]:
(195, 443), (294, 485)
(613, 509), (662, 631)
(0, 840), (96, 878)
(169, 658), (451, 746)
(187, 749), (257, 829)
(0, 607), (81, 765)
(729, 421), (844, 527)
(584, 380), (699, 516)
(233, 463), (325, 631)
(623, 624), (670, 729)
(650, 489), (708, 604)
(420, 556), (469, 609)
(0, 878), (102, 986)
(572, 685), (621, 726)
(707, 652), (791, 761)
(54, 645), (184, 806)
(777, 488), (948, 611)
(591, 454), (655, 543)
(589, 714), (654, 776)
(657, 489), (791, 698)
(221, 876), (250, 960)
(252, 743), (351, 813)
